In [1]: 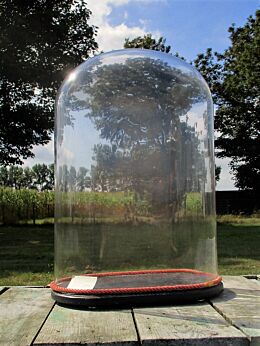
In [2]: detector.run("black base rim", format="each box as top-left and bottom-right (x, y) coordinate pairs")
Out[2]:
(51, 282), (223, 308)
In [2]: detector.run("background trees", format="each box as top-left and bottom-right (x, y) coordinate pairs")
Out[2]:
(0, 0), (98, 165)
(0, 164), (54, 191)
(124, 34), (171, 53)
(1, 4), (258, 191)
(194, 11), (259, 191)
(124, 35), (221, 185)
(125, 10), (259, 191)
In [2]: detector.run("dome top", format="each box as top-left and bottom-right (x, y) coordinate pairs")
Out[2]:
(60, 48), (210, 98)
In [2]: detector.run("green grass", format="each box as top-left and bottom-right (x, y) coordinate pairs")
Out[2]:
(217, 222), (260, 275)
(0, 218), (259, 286)
(0, 226), (54, 285)
(217, 214), (260, 226)
(17, 218), (55, 226)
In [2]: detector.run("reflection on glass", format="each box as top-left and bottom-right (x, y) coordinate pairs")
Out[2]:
(55, 49), (217, 282)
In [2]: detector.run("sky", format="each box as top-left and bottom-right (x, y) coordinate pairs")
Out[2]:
(23, 0), (259, 190)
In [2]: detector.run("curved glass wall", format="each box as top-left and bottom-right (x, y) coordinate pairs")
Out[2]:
(55, 49), (217, 284)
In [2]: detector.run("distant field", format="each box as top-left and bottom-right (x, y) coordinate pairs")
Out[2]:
(0, 217), (259, 286)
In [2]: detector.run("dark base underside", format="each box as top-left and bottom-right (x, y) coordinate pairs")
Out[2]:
(52, 282), (223, 308)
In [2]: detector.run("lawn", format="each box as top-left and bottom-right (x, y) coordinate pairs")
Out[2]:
(217, 217), (260, 275)
(0, 226), (54, 286)
(0, 217), (259, 286)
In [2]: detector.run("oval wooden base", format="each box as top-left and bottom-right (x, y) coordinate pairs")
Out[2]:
(52, 282), (224, 308)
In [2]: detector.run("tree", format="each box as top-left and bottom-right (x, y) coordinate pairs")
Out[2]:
(124, 34), (171, 53)
(22, 167), (34, 189)
(68, 166), (77, 192)
(76, 167), (90, 191)
(124, 34), (221, 184)
(47, 164), (55, 190)
(0, 0), (98, 165)
(0, 166), (8, 186)
(215, 165), (221, 183)
(31, 164), (54, 191)
(0, 164), (54, 190)
(91, 144), (128, 192)
(6, 166), (24, 189)
(194, 11), (260, 191)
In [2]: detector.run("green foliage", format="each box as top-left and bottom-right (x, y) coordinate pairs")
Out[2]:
(0, 0), (98, 165)
(0, 187), (203, 225)
(125, 28), (258, 190)
(123, 35), (221, 186)
(185, 192), (202, 213)
(194, 11), (260, 191)
(0, 187), (54, 224)
(0, 186), (137, 225)
(0, 164), (54, 190)
(70, 191), (133, 208)
(124, 34), (171, 53)
(31, 163), (54, 190)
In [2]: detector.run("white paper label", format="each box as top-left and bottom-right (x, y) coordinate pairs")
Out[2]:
(67, 276), (97, 290)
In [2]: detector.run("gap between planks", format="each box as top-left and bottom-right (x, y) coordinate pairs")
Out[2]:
(0, 287), (8, 295)
(208, 276), (260, 346)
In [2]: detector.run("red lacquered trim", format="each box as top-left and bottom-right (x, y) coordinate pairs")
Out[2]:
(50, 269), (222, 296)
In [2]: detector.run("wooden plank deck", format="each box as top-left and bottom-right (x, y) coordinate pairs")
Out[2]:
(0, 276), (259, 346)
(210, 276), (260, 346)
(0, 288), (54, 346)
(34, 305), (139, 345)
(133, 303), (248, 345)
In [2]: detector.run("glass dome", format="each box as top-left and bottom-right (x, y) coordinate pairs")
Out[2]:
(51, 49), (222, 306)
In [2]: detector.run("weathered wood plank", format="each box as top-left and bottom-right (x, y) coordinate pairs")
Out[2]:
(4, 285), (46, 288)
(223, 276), (260, 290)
(0, 288), (54, 346)
(211, 276), (260, 346)
(34, 304), (138, 345)
(134, 302), (248, 345)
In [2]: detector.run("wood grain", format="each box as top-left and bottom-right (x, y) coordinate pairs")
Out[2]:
(211, 276), (260, 346)
(0, 287), (54, 346)
(223, 276), (260, 290)
(133, 302), (248, 345)
(0, 277), (258, 346)
(34, 304), (138, 345)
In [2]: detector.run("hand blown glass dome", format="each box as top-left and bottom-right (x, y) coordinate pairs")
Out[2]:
(51, 49), (223, 307)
